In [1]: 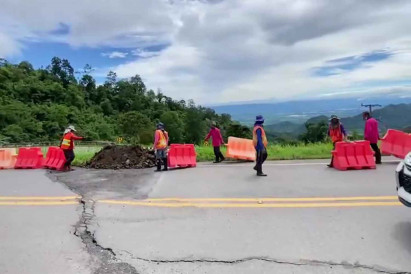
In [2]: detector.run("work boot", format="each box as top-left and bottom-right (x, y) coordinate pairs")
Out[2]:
(162, 158), (168, 171)
(156, 160), (162, 172)
(253, 166), (257, 171)
(257, 172), (267, 177)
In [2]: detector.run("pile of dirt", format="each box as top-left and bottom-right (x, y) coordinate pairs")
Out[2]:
(87, 145), (156, 169)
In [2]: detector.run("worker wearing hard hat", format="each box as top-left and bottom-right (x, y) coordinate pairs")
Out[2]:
(154, 122), (169, 171)
(253, 115), (268, 176)
(204, 122), (225, 163)
(327, 115), (347, 167)
(60, 125), (84, 171)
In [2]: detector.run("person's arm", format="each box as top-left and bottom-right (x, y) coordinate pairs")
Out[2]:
(153, 131), (159, 148)
(364, 120), (370, 141)
(340, 124), (348, 141)
(204, 130), (212, 141)
(71, 133), (83, 140)
(164, 131), (169, 146)
(257, 129), (263, 147)
(218, 129), (224, 145)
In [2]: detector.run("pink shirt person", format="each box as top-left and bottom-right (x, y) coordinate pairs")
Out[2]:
(205, 127), (224, 147)
(364, 117), (379, 144)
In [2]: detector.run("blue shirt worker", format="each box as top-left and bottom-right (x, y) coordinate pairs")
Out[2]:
(252, 115), (268, 176)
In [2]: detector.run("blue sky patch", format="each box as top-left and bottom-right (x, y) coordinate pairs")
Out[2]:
(312, 50), (393, 77)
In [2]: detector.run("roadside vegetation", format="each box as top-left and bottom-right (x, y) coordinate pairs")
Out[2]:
(67, 142), (333, 166)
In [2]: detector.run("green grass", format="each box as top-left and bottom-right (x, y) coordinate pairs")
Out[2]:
(37, 142), (333, 166)
(40, 146), (103, 166)
(195, 143), (333, 161)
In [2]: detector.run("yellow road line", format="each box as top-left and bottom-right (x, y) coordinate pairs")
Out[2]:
(0, 196), (80, 201)
(99, 200), (401, 208)
(142, 196), (398, 202)
(0, 201), (79, 206)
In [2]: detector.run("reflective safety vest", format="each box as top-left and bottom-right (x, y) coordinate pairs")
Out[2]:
(61, 133), (71, 150)
(253, 126), (268, 148)
(329, 125), (343, 143)
(155, 130), (168, 149)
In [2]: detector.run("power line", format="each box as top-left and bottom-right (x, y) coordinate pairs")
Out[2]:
(361, 103), (382, 115)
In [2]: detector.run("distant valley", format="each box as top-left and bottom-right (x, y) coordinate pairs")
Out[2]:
(213, 96), (411, 126)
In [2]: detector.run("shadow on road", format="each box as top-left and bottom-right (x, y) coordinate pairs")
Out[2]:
(393, 222), (411, 255)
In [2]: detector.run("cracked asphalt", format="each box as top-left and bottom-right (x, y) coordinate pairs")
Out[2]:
(1, 159), (411, 273)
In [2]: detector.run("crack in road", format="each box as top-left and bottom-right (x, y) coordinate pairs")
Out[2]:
(120, 250), (408, 274)
(74, 198), (138, 274)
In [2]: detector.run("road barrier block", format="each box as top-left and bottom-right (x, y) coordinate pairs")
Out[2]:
(14, 147), (44, 169)
(332, 141), (376, 171)
(226, 137), (256, 161)
(44, 146), (66, 171)
(381, 129), (411, 159)
(0, 148), (17, 169)
(168, 144), (197, 168)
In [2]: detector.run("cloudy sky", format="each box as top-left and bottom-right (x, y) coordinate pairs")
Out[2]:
(1, 0), (411, 105)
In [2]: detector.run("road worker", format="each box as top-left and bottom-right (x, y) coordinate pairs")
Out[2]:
(253, 115), (268, 176)
(363, 111), (382, 164)
(154, 122), (169, 171)
(204, 122), (225, 163)
(327, 115), (347, 168)
(60, 125), (83, 171)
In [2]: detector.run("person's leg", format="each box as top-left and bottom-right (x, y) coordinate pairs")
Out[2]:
(328, 143), (335, 167)
(162, 150), (168, 171)
(218, 146), (225, 161)
(255, 150), (262, 174)
(256, 149), (267, 176)
(262, 148), (267, 164)
(66, 150), (75, 170)
(371, 143), (382, 164)
(155, 150), (162, 171)
(63, 150), (71, 170)
(213, 146), (220, 163)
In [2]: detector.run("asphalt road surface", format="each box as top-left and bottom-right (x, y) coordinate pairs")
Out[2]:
(1, 158), (410, 274)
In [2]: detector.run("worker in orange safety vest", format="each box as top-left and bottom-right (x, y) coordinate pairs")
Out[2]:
(153, 122), (169, 172)
(253, 115), (268, 176)
(60, 125), (84, 171)
(327, 115), (347, 168)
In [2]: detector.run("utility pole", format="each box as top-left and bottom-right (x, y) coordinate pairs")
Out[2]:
(361, 103), (382, 115)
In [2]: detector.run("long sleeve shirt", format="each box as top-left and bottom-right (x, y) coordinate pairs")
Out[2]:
(205, 128), (224, 147)
(255, 128), (265, 150)
(63, 132), (83, 150)
(364, 118), (379, 144)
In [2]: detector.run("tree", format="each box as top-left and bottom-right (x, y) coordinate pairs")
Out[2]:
(184, 108), (207, 144)
(160, 111), (184, 143)
(0, 58), (237, 144)
(118, 111), (153, 144)
(299, 121), (328, 144)
(226, 123), (252, 139)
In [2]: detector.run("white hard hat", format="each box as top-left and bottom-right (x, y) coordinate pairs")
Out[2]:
(67, 125), (76, 131)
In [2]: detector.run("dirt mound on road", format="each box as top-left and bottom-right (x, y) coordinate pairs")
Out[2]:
(87, 145), (156, 169)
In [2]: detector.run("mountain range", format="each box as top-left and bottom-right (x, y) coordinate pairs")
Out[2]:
(213, 96), (411, 125)
(265, 103), (411, 137)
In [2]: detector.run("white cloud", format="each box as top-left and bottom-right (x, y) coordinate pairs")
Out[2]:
(102, 51), (128, 59)
(2, 0), (411, 104)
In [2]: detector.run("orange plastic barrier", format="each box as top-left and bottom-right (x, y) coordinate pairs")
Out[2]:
(332, 141), (376, 171)
(168, 144), (197, 168)
(0, 148), (17, 169)
(226, 137), (256, 161)
(381, 129), (411, 159)
(44, 146), (66, 171)
(14, 147), (44, 169)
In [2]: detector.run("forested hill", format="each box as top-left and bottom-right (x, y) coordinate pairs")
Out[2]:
(0, 58), (247, 145)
